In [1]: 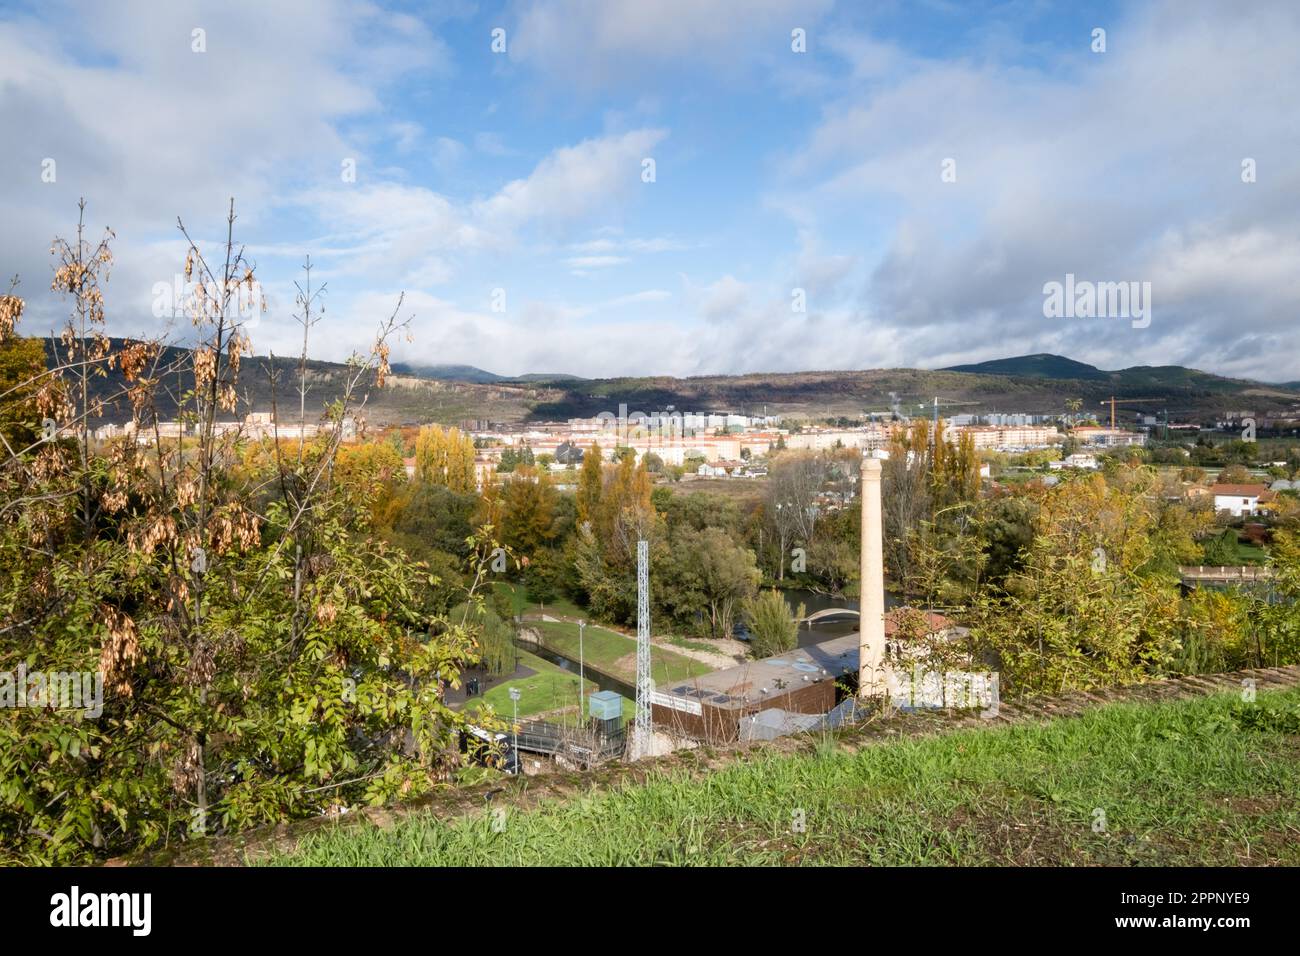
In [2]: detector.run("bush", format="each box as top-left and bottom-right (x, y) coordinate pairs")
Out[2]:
(450, 602), (515, 677)
(1202, 529), (1240, 565)
(745, 590), (804, 659)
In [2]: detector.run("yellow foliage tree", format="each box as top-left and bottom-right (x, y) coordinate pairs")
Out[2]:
(414, 424), (476, 493)
(576, 440), (603, 525)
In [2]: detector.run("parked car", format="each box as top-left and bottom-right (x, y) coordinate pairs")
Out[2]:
(461, 724), (519, 774)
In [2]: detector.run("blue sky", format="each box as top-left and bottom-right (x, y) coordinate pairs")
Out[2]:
(2, 0), (1298, 381)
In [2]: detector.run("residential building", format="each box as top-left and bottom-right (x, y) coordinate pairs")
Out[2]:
(1048, 453), (1100, 471)
(958, 424), (1060, 450)
(1072, 426), (1147, 447)
(1211, 483), (1270, 517)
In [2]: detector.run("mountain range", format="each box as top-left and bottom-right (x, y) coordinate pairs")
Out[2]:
(32, 341), (1300, 427)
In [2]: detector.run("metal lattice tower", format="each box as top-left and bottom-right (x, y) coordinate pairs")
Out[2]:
(632, 538), (653, 760)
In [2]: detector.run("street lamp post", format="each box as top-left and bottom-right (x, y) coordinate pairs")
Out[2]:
(508, 687), (520, 774)
(577, 620), (586, 719)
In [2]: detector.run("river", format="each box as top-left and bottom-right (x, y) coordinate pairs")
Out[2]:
(783, 586), (902, 647)
(525, 643), (637, 698)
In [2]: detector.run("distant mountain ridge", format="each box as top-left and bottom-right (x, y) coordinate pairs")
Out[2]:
(32, 339), (1300, 428)
(389, 362), (503, 383)
(943, 353), (1109, 380)
(513, 372), (588, 383)
(387, 364), (587, 384)
(941, 352), (1300, 396)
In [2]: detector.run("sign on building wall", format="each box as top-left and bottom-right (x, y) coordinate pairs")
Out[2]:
(890, 667), (998, 712)
(649, 690), (703, 716)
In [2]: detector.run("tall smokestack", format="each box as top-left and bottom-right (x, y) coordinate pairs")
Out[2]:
(859, 456), (887, 698)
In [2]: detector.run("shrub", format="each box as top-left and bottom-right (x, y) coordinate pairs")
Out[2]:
(745, 589), (804, 659)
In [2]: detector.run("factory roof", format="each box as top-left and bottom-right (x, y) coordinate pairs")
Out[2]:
(658, 632), (860, 712)
(656, 609), (959, 713)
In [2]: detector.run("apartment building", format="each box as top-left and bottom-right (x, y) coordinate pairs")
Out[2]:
(1072, 426), (1147, 447)
(958, 424), (1060, 450)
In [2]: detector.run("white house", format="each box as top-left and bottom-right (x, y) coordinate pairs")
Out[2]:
(1210, 483), (1269, 517)
(697, 461), (734, 477)
(1048, 453), (1100, 471)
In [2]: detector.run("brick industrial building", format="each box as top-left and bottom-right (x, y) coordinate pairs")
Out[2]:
(650, 611), (955, 742)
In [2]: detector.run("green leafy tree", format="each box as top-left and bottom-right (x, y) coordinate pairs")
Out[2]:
(969, 474), (1182, 695)
(449, 601), (514, 677)
(659, 526), (760, 639)
(386, 481), (477, 557)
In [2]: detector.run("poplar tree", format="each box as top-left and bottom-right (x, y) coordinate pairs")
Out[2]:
(576, 440), (603, 525)
(414, 424), (476, 493)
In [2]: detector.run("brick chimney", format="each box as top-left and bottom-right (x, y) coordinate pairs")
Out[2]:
(858, 456), (887, 698)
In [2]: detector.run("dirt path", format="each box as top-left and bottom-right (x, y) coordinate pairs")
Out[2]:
(650, 636), (747, 671)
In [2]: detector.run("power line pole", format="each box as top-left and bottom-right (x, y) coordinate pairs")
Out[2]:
(508, 686), (520, 775)
(578, 619), (586, 718)
(632, 539), (653, 760)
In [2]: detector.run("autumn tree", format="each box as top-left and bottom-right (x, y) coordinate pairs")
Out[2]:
(575, 440), (603, 525)
(597, 451), (656, 568)
(414, 424), (476, 492)
(1216, 463), (1254, 485)
(0, 316), (45, 451)
(500, 467), (560, 559)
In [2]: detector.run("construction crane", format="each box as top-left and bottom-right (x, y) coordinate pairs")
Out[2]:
(1099, 396), (1166, 430)
(918, 397), (981, 425)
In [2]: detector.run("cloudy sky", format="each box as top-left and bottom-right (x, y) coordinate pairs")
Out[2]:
(2, 0), (1298, 381)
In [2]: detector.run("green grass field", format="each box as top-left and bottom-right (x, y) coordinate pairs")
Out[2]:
(460, 649), (593, 721)
(1237, 542), (1269, 565)
(531, 620), (713, 686)
(491, 581), (586, 620)
(459, 647), (639, 723)
(492, 582), (722, 666)
(266, 687), (1300, 866)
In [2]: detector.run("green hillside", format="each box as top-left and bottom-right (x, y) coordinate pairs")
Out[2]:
(390, 362), (503, 383)
(266, 687), (1300, 867)
(943, 353), (1108, 380)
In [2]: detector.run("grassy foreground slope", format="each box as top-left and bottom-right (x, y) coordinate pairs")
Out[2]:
(267, 688), (1300, 866)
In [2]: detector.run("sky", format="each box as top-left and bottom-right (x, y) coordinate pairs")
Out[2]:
(1, 0), (1298, 382)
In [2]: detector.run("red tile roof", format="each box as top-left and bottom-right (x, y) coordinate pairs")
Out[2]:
(884, 609), (953, 637)
(1210, 483), (1268, 497)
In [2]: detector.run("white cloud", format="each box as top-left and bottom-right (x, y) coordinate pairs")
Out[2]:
(509, 0), (834, 88)
(473, 128), (667, 231)
(566, 256), (629, 268)
(7, 0), (1300, 384)
(765, 0), (1300, 381)
(0, 0), (446, 339)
